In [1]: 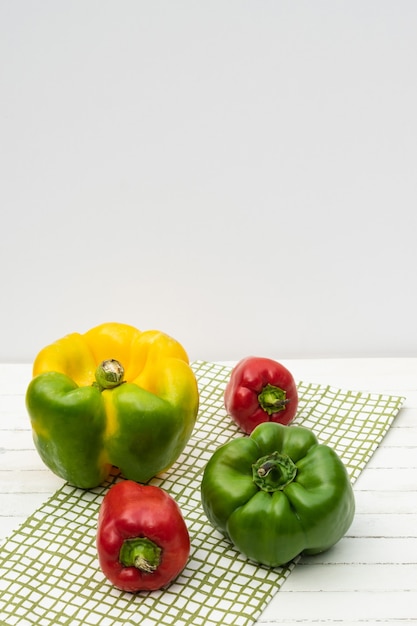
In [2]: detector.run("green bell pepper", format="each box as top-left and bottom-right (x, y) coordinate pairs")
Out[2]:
(201, 422), (355, 567)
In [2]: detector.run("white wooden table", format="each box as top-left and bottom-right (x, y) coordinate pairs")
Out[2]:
(1, 359), (416, 625)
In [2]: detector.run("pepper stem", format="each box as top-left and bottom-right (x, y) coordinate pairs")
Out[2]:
(257, 383), (289, 416)
(119, 537), (162, 573)
(252, 451), (297, 492)
(94, 359), (125, 390)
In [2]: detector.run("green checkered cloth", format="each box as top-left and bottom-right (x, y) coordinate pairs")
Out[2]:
(0, 361), (405, 626)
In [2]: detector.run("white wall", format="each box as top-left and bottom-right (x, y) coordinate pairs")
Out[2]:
(1, 1), (416, 363)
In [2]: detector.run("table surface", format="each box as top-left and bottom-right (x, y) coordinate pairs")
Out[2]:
(1, 359), (416, 625)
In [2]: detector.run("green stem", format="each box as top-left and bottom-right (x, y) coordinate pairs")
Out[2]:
(119, 537), (162, 573)
(94, 359), (125, 390)
(252, 451), (297, 492)
(257, 383), (289, 416)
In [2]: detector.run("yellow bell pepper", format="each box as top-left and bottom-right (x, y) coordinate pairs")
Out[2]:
(26, 322), (199, 488)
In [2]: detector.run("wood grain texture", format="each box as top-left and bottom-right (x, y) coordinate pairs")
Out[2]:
(1, 359), (416, 625)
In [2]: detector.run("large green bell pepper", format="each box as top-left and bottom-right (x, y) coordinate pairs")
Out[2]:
(26, 323), (199, 489)
(201, 421), (355, 567)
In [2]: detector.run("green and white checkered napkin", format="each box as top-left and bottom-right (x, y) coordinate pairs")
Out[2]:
(0, 361), (405, 626)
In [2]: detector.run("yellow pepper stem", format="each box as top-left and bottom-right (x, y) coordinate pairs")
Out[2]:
(94, 359), (125, 390)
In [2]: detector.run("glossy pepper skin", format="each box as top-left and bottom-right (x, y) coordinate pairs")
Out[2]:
(26, 323), (199, 488)
(201, 422), (355, 567)
(224, 356), (298, 434)
(97, 480), (190, 592)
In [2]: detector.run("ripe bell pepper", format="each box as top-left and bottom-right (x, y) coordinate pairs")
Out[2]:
(26, 322), (199, 488)
(96, 480), (190, 592)
(224, 356), (298, 434)
(201, 422), (355, 567)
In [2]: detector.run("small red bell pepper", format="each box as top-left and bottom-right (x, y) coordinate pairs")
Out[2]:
(96, 480), (190, 592)
(224, 356), (298, 434)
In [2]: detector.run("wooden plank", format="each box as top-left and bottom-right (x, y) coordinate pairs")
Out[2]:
(388, 405), (417, 426)
(1, 358), (416, 626)
(280, 563), (417, 592)
(1, 449), (46, 471)
(1, 492), (58, 517)
(260, 591), (417, 622)
(0, 429), (34, 448)
(298, 537), (417, 565)
(0, 469), (63, 493)
(381, 424), (417, 445)
(348, 513), (417, 538)
(0, 516), (27, 541)
(365, 445), (417, 467)
(354, 467), (417, 491)
(354, 489), (417, 514)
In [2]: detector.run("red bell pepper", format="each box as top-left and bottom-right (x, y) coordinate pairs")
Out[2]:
(96, 480), (190, 592)
(224, 356), (298, 434)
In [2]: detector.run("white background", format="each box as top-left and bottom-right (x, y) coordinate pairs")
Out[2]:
(1, 1), (416, 364)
